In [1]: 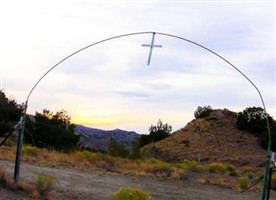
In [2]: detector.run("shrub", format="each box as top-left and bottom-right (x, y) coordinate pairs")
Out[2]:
(3, 138), (13, 146)
(176, 160), (204, 172)
(113, 187), (153, 200)
(0, 164), (15, 189)
(74, 150), (97, 162)
(194, 106), (212, 119)
(153, 162), (172, 176)
(271, 174), (276, 190)
(239, 177), (249, 190)
(208, 163), (226, 174)
(236, 107), (276, 150)
(35, 173), (53, 194)
(22, 145), (42, 157)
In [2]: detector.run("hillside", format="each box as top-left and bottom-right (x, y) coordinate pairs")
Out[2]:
(75, 125), (140, 152)
(142, 109), (267, 168)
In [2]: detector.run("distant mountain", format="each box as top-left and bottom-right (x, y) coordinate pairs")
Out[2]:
(75, 125), (140, 152)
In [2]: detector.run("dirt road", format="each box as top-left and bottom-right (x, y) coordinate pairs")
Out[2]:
(1, 160), (275, 200)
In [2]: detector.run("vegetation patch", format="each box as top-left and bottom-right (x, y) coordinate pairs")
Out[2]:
(208, 162), (227, 174)
(35, 173), (54, 195)
(113, 187), (153, 200)
(0, 164), (15, 189)
(176, 160), (204, 172)
(239, 177), (249, 190)
(22, 145), (42, 157)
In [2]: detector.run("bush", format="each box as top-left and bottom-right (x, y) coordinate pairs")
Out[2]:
(239, 177), (249, 190)
(208, 163), (227, 174)
(3, 138), (13, 146)
(236, 107), (271, 134)
(176, 160), (204, 172)
(0, 164), (15, 189)
(194, 106), (212, 119)
(35, 174), (53, 194)
(236, 107), (276, 151)
(113, 187), (153, 200)
(22, 145), (42, 157)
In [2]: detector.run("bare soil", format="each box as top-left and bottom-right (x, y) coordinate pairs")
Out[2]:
(1, 160), (275, 200)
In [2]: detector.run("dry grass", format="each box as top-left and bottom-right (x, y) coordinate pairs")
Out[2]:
(0, 163), (55, 200)
(0, 164), (15, 189)
(0, 144), (266, 192)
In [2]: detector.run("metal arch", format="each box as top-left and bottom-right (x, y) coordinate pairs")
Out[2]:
(24, 31), (271, 143)
(18, 31), (271, 198)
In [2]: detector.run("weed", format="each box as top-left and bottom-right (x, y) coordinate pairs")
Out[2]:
(3, 138), (13, 147)
(113, 187), (153, 200)
(208, 162), (226, 174)
(0, 164), (15, 189)
(153, 162), (172, 176)
(239, 177), (249, 190)
(197, 178), (207, 184)
(176, 160), (204, 172)
(35, 173), (53, 194)
(22, 145), (41, 157)
(240, 166), (253, 174)
(211, 177), (225, 186)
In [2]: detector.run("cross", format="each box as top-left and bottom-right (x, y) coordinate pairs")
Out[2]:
(142, 32), (162, 65)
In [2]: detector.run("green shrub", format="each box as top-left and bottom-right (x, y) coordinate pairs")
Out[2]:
(3, 138), (13, 146)
(176, 160), (204, 172)
(208, 163), (226, 174)
(113, 187), (153, 200)
(22, 145), (41, 157)
(153, 162), (172, 176)
(74, 150), (97, 162)
(224, 164), (238, 176)
(35, 173), (53, 194)
(194, 106), (212, 119)
(239, 177), (249, 190)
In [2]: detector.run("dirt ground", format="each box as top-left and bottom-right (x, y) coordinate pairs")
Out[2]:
(1, 160), (276, 200)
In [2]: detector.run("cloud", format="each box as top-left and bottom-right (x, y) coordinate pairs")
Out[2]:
(1, 1), (274, 133)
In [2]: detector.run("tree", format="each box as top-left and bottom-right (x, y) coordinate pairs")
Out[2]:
(108, 137), (129, 158)
(140, 119), (172, 146)
(130, 138), (141, 159)
(236, 106), (276, 151)
(236, 107), (272, 134)
(25, 109), (79, 151)
(194, 105), (212, 119)
(0, 90), (24, 135)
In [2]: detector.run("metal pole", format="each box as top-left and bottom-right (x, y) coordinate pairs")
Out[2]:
(13, 103), (27, 186)
(266, 167), (273, 200)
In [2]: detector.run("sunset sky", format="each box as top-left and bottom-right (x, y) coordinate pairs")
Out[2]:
(0, 1), (275, 134)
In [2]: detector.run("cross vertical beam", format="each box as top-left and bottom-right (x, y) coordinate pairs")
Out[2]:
(142, 32), (162, 65)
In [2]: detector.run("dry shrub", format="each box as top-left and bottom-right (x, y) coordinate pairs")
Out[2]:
(197, 178), (207, 184)
(0, 164), (15, 189)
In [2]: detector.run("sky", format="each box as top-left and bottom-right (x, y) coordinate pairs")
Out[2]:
(0, 0), (275, 134)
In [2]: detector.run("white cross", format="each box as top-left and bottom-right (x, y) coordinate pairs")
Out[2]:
(142, 33), (162, 65)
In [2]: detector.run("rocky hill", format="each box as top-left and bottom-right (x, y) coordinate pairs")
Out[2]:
(75, 125), (140, 152)
(142, 109), (267, 168)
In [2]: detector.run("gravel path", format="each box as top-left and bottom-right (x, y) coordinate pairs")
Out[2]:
(1, 160), (275, 200)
